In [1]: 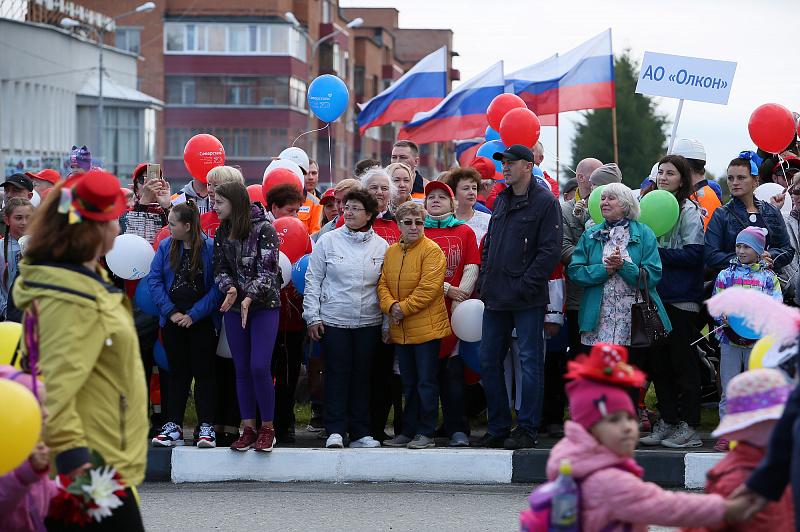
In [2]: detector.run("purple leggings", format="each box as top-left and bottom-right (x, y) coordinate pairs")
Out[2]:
(224, 308), (280, 421)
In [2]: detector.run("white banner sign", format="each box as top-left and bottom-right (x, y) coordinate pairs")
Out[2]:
(635, 52), (737, 105)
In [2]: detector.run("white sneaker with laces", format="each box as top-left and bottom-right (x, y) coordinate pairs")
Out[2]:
(326, 433), (344, 448)
(661, 421), (702, 448)
(152, 422), (185, 447)
(197, 423), (217, 448)
(350, 436), (380, 448)
(638, 419), (676, 446)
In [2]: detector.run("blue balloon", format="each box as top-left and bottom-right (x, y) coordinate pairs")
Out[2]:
(728, 315), (759, 340)
(459, 340), (481, 374)
(475, 140), (507, 174)
(307, 75), (349, 123)
(291, 254), (311, 295)
(153, 337), (168, 371)
(485, 126), (501, 142)
(135, 274), (159, 317)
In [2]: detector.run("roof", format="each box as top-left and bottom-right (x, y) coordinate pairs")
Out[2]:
(78, 70), (163, 109)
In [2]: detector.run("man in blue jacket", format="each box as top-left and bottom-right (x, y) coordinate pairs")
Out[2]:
(473, 145), (563, 449)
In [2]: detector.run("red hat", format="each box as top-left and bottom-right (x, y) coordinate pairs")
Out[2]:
(25, 169), (62, 185)
(319, 188), (335, 205)
(773, 156), (800, 177)
(469, 156), (496, 181)
(424, 180), (453, 197)
(61, 170), (126, 222)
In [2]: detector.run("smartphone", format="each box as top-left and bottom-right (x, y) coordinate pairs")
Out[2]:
(146, 163), (160, 181)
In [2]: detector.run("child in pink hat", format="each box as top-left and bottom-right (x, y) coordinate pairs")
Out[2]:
(681, 368), (794, 532)
(546, 343), (752, 531)
(0, 365), (58, 531)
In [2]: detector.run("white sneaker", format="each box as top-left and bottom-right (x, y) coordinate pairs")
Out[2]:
(152, 422), (185, 447)
(326, 433), (344, 448)
(639, 419), (676, 446)
(197, 423), (217, 448)
(661, 421), (702, 448)
(350, 436), (380, 448)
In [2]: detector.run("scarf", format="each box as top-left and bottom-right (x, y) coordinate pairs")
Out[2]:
(424, 212), (466, 229)
(591, 218), (629, 244)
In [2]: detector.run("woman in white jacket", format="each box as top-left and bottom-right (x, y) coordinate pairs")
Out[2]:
(303, 188), (389, 449)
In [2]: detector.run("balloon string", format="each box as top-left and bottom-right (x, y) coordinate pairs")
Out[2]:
(328, 125), (333, 189)
(292, 123), (329, 147)
(544, 147), (576, 176)
(778, 153), (794, 194)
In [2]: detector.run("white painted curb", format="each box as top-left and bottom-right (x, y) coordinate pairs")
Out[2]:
(684, 452), (725, 489)
(171, 447), (514, 484)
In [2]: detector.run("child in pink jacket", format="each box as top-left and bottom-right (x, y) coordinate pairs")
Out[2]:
(0, 366), (59, 532)
(546, 343), (752, 532)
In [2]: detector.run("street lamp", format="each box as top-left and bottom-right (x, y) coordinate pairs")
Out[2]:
(285, 12), (363, 154)
(61, 2), (156, 165)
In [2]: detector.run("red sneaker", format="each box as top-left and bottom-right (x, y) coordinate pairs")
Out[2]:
(230, 426), (257, 451)
(254, 426), (275, 452)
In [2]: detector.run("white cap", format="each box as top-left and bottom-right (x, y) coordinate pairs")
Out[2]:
(275, 147), (309, 173)
(671, 139), (706, 162)
(648, 162), (659, 182)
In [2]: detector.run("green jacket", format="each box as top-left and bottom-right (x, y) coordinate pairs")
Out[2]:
(14, 260), (148, 486)
(567, 220), (672, 336)
(560, 198), (590, 311)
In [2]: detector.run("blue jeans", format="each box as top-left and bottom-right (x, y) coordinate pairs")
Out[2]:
(320, 325), (380, 440)
(479, 306), (545, 436)
(396, 339), (441, 438)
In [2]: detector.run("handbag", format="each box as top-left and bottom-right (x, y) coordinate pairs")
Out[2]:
(630, 269), (669, 348)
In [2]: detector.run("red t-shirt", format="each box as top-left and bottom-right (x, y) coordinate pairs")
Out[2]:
(372, 218), (401, 246)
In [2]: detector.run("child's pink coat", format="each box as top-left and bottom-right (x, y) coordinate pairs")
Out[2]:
(0, 459), (59, 531)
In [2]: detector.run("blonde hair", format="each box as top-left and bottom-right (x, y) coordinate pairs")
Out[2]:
(385, 162), (413, 180)
(207, 165), (244, 184)
(395, 200), (426, 222)
(334, 178), (361, 194)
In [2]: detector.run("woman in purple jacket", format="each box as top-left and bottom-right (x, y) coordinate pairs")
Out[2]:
(212, 182), (282, 452)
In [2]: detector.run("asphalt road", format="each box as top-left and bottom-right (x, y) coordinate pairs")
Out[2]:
(137, 482), (678, 531)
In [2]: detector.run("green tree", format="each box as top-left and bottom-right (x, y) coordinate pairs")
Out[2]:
(570, 50), (669, 189)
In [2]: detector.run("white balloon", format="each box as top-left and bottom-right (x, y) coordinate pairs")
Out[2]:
(216, 320), (232, 358)
(450, 299), (485, 342)
(755, 183), (785, 206)
(30, 190), (41, 207)
(105, 234), (155, 280)
(279, 251), (292, 289)
(263, 159), (304, 189)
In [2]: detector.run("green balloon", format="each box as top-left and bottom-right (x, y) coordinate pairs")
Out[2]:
(639, 190), (679, 237)
(588, 185), (605, 224)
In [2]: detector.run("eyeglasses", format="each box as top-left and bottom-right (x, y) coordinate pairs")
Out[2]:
(342, 205), (364, 212)
(400, 219), (424, 226)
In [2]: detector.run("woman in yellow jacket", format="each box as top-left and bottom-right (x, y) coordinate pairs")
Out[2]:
(378, 201), (450, 449)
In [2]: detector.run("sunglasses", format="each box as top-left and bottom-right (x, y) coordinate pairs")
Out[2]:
(400, 220), (424, 226)
(792, 189), (800, 196)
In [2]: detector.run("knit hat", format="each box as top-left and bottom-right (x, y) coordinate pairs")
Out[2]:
(0, 365), (44, 398)
(712, 368), (791, 437)
(69, 145), (92, 172)
(736, 226), (766, 257)
(589, 163), (623, 186)
(564, 343), (647, 429)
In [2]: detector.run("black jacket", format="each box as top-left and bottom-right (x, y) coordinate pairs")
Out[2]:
(477, 179), (562, 311)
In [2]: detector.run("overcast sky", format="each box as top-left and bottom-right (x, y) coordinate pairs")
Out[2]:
(342, 0), (800, 182)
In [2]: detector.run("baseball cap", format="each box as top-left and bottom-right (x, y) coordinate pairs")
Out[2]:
(1, 173), (34, 192)
(319, 188), (335, 205)
(424, 180), (454, 198)
(469, 156), (496, 181)
(562, 178), (578, 195)
(773, 156), (800, 176)
(672, 139), (706, 162)
(492, 145), (535, 164)
(25, 169), (62, 185)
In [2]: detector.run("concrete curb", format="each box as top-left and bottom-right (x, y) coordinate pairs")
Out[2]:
(685, 452), (725, 489)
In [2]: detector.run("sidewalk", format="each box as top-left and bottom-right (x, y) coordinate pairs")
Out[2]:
(144, 426), (724, 488)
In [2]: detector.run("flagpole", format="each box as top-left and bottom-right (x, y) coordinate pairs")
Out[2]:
(611, 106), (619, 163)
(556, 114), (560, 181)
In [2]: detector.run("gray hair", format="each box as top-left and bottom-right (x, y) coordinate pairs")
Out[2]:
(601, 182), (640, 221)
(360, 168), (397, 199)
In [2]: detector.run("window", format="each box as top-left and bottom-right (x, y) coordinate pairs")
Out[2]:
(166, 25), (183, 51)
(165, 127), (298, 158)
(116, 28), (140, 54)
(103, 107), (140, 178)
(164, 23), (306, 61)
(165, 76), (306, 108)
(208, 25), (225, 52)
(354, 66), (365, 96)
(186, 25), (196, 51)
(228, 26), (247, 52)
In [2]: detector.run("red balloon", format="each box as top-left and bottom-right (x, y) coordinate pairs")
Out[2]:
(499, 108), (541, 148)
(487, 94), (527, 132)
(200, 211), (220, 238)
(273, 216), (310, 263)
(749, 103), (796, 154)
(153, 226), (170, 250)
(183, 134), (225, 183)
(262, 167), (303, 199)
(247, 184), (265, 204)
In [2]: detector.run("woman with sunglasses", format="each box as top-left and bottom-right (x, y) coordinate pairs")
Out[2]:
(706, 156), (794, 272)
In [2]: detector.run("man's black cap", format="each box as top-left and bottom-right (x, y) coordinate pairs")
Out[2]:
(492, 144), (535, 164)
(1, 173), (34, 192)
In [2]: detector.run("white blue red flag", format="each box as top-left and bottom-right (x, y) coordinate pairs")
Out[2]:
(505, 29), (614, 126)
(399, 61), (504, 144)
(356, 46), (448, 135)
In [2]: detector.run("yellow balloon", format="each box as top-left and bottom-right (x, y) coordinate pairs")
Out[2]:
(0, 322), (22, 369)
(749, 334), (775, 370)
(0, 379), (42, 475)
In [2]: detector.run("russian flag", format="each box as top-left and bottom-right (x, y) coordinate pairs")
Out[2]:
(456, 140), (481, 167)
(505, 29), (614, 125)
(356, 46), (448, 135)
(399, 61), (504, 144)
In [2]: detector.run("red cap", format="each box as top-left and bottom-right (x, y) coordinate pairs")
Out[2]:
(66, 170), (127, 221)
(319, 188), (335, 205)
(424, 180), (454, 197)
(25, 169), (62, 185)
(469, 156), (496, 181)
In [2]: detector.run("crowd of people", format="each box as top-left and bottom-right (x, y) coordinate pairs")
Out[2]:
(3, 135), (800, 529)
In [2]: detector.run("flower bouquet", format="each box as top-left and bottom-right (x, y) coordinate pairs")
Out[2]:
(49, 450), (127, 526)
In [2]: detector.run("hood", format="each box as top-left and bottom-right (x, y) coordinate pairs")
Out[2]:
(14, 260), (122, 309)
(728, 257), (769, 271)
(546, 421), (643, 481)
(251, 201), (268, 222)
